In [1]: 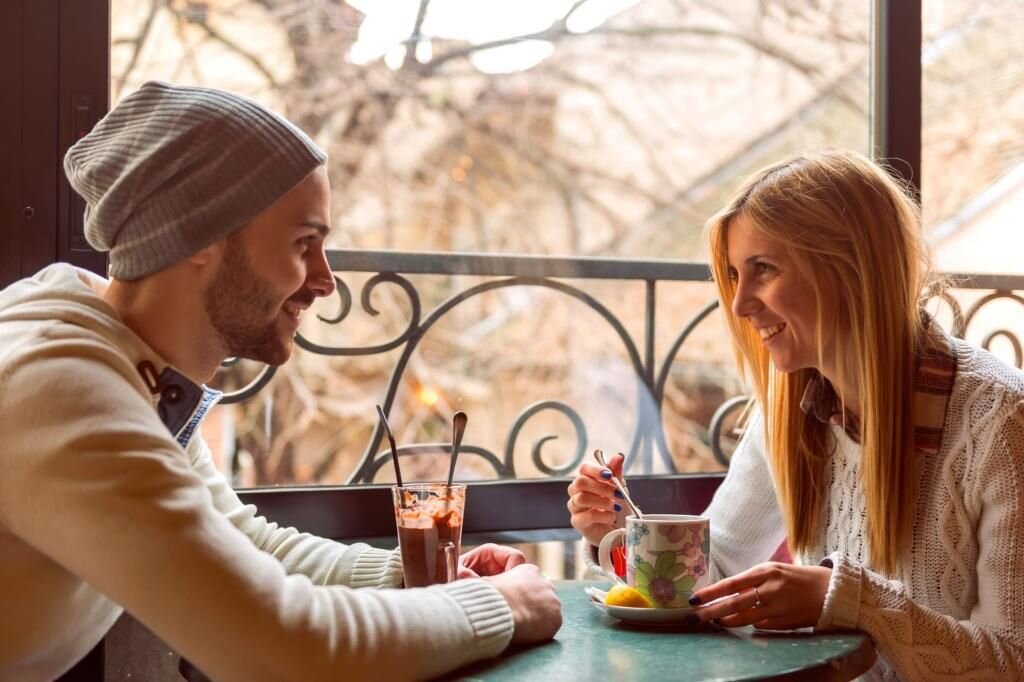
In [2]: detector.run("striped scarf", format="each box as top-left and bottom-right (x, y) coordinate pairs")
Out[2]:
(798, 319), (958, 454)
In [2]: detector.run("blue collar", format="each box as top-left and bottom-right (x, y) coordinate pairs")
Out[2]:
(137, 361), (223, 448)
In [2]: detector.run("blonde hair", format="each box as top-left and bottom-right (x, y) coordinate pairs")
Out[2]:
(706, 149), (931, 575)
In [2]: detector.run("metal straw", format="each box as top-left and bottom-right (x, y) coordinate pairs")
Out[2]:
(594, 449), (643, 519)
(376, 404), (403, 487)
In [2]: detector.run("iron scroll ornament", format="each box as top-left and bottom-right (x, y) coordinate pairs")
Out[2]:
(215, 271), (743, 478)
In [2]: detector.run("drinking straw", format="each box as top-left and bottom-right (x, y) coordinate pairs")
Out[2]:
(376, 404), (403, 487)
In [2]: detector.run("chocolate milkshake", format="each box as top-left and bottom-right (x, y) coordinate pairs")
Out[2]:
(393, 484), (466, 587)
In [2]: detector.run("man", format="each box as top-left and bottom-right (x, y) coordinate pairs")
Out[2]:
(0, 81), (561, 682)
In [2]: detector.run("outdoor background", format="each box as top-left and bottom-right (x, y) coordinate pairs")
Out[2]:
(108, 0), (1024, 572)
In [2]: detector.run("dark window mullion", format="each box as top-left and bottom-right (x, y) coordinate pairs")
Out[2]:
(871, 0), (923, 199)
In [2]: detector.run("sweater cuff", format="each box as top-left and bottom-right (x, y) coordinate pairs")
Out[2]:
(815, 551), (862, 631)
(581, 540), (620, 581)
(347, 546), (404, 589)
(583, 543), (602, 577)
(440, 579), (514, 659)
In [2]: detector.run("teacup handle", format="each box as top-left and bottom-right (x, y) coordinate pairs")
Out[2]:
(597, 528), (627, 583)
(442, 541), (457, 584)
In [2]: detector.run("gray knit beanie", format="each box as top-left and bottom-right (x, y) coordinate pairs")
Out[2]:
(64, 80), (327, 280)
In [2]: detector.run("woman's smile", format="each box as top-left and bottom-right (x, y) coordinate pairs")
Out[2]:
(757, 322), (786, 345)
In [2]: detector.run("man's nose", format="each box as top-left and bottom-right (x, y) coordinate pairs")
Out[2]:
(307, 248), (336, 298)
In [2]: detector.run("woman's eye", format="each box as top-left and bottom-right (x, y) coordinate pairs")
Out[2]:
(754, 261), (776, 276)
(726, 267), (739, 282)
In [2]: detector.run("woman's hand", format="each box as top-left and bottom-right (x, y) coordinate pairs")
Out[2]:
(690, 562), (832, 630)
(458, 543), (527, 578)
(567, 452), (625, 547)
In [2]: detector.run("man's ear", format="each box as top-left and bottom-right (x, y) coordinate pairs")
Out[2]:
(188, 238), (227, 269)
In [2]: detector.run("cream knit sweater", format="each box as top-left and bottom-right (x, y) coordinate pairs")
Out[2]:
(0, 265), (513, 682)
(705, 341), (1024, 680)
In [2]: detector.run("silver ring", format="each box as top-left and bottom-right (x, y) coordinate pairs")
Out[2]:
(751, 586), (763, 609)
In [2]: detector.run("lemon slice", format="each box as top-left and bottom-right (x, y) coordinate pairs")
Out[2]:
(604, 584), (652, 608)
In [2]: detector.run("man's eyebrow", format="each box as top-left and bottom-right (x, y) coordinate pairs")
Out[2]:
(300, 221), (331, 236)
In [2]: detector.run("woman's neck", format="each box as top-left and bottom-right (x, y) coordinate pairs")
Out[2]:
(819, 366), (860, 418)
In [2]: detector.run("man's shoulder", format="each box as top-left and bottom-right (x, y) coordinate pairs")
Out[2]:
(0, 264), (145, 395)
(0, 315), (145, 410)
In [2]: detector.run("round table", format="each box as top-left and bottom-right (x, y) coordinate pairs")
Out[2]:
(437, 581), (876, 681)
(180, 580), (877, 682)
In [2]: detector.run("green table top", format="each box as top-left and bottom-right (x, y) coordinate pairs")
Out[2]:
(439, 581), (876, 682)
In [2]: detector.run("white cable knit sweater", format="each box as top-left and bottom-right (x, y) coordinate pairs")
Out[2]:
(704, 339), (1024, 680)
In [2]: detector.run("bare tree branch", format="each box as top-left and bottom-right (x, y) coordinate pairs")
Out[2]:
(417, 0), (593, 76)
(166, 4), (281, 89)
(401, 0), (432, 70)
(594, 25), (823, 80)
(113, 0), (161, 101)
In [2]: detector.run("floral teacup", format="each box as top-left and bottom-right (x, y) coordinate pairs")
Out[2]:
(598, 514), (711, 608)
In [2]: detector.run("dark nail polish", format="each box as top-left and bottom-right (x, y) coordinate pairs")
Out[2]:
(685, 615), (701, 626)
(600, 469), (612, 480)
(688, 595), (702, 606)
(613, 503), (622, 512)
(614, 489), (624, 499)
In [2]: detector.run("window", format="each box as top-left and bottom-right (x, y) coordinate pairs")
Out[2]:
(921, 0), (1024, 368)
(922, 0), (1024, 273)
(110, 1), (872, 493)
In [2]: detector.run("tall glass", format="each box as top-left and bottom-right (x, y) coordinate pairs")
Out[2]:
(392, 483), (466, 587)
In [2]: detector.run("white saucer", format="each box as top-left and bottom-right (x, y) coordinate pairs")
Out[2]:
(585, 586), (698, 625)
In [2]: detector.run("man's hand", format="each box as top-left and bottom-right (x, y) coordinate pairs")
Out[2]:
(458, 543), (526, 578)
(485, 564), (562, 645)
(689, 562), (832, 630)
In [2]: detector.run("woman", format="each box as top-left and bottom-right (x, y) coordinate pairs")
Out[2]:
(567, 149), (1024, 679)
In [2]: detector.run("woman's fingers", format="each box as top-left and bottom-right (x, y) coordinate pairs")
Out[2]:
(717, 609), (799, 630)
(570, 490), (619, 513)
(567, 501), (617, 527)
(709, 597), (776, 628)
(690, 563), (831, 631)
(748, 617), (796, 631)
(567, 502), (617, 545)
(689, 563), (781, 625)
(693, 587), (762, 622)
(577, 462), (618, 484)
(567, 453), (627, 546)
(606, 452), (625, 478)
(578, 507), (617, 526)
(690, 563), (778, 605)
(567, 469), (619, 522)
(568, 473), (616, 498)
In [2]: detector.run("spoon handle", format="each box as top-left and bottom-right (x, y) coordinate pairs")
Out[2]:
(593, 450), (643, 519)
(446, 411), (467, 486)
(612, 477), (643, 519)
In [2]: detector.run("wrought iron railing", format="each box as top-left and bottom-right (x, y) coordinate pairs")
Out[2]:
(214, 250), (1024, 485)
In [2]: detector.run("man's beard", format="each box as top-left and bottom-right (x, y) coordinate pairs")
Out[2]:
(203, 241), (299, 366)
